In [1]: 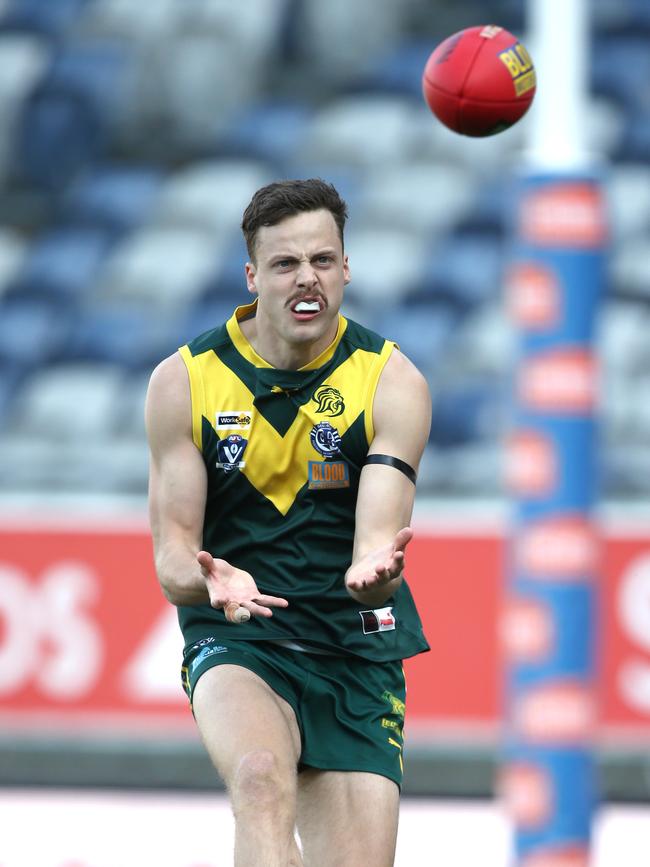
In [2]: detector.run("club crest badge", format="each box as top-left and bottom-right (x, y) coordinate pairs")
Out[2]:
(310, 422), (342, 458)
(216, 434), (248, 473)
(312, 385), (345, 417)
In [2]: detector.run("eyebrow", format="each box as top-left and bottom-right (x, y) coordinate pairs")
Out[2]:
(269, 248), (337, 264)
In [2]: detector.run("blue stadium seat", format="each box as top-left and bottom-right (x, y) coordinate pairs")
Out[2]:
(616, 113), (650, 163)
(215, 101), (313, 169)
(67, 301), (181, 370)
(0, 0), (91, 37)
(61, 164), (163, 235)
(429, 379), (505, 448)
(9, 227), (114, 300)
(178, 298), (240, 348)
(200, 232), (249, 304)
(376, 300), (461, 374)
(15, 39), (135, 187)
(0, 294), (74, 365)
(591, 38), (650, 111)
(348, 39), (438, 100)
(421, 235), (505, 309)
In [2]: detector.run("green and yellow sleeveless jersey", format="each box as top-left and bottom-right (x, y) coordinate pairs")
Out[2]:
(177, 301), (429, 661)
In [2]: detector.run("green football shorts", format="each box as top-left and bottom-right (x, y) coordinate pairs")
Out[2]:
(181, 637), (407, 787)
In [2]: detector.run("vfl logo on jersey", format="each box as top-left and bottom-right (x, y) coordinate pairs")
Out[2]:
(310, 422), (342, 458)
(216, 411), (252, 430)
(312, 385), (345, 417)
(308, 460), (350, 490)
(360, 607), (396, 634)
(216, 434), (248, 473)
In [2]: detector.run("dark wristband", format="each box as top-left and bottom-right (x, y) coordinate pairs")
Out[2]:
(364, 454), (417, 485)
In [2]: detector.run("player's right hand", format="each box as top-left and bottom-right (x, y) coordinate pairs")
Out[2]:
(196, 551), (289, 622)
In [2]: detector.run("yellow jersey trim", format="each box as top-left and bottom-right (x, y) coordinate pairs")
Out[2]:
(226, 299), (349, 370)
(179, 344), (205, 450)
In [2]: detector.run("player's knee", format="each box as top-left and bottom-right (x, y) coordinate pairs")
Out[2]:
(232, 749), (295, 816)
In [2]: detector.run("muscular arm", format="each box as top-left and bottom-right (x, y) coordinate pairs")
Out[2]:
(145, 353), (211, 605)
(345, 349), (432, 606)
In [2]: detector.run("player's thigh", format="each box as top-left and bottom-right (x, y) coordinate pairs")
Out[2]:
(297, 769), (400, 867)
(192, 663), (302, 785)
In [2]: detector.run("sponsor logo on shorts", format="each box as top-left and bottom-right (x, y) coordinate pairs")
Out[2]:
(499, 761), (553, 828)
(190, 644), (228, 673)
(190, 636), (218, 651)
(310, 422), (342, 458)
(215, 411), (253, 430)
(360, 606), (396, 634)
(312, 385), (345, 417)
(216, 434), (248, 472)
(308, 460), (350, 490)
(382, 690), (405, 718)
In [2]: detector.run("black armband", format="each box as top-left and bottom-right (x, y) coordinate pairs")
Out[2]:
(364, 454), (417, 485)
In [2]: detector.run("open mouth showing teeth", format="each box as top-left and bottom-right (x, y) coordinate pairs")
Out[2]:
(293, 300), (321, 313)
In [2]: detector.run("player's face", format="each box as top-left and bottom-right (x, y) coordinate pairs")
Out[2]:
(245, 209), (350, 356)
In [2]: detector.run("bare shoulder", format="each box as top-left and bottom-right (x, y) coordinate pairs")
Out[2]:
(377, 348), (431, 411)
(145, 352), (192, 446)
(372, 349), (431, 457)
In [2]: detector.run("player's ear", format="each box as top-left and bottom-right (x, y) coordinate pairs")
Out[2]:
(245, 262), (258, 295)
(343, 254), (351, 285)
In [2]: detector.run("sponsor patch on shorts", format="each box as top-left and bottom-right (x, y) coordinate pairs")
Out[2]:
(359, 607), (396, 634)
(190, 643), (228, 672)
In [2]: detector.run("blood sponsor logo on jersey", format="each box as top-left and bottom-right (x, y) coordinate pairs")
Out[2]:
(310, 422), (342, 458)
(518, 348), (597, 414)
(513, 679), (596, 744)
(506, 263), (561, 331)
(308, 460), (350, 490)
(499, 761), (553, 828)
(215, 411), (253, 430)
(500, 596), (554, 663)
(216, 434), (248, 472)
(517, 515), (598, 579)
(520, 182), (608, 248)
(312, 385), (345, 417)
(360, 606), (396, 634)
(521, 844), (590, 867)
(505, 430), (557, 497)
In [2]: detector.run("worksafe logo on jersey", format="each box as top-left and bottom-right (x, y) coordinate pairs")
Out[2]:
(520, 182), (608, 248)
(521, 844), (590, 867)
(517, 515), (598, 579)
(506, 263), (561, 331)
(500, 596), (554, 664)
(518, 348), (596, 413)
(499, 761), (552, 828)
(505, 430), (557, 497)
(310, 422), (342, 457)
(216, 434), (248, 473)
(360, 607), (396, 634)
(215, 411), (253, 430)
(308, 460), (350, 490)
(513, 680), (596, 744)
(312, 385), (345, 417)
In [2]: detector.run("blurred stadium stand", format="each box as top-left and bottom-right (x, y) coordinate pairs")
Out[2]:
(0, 0), (648, 806)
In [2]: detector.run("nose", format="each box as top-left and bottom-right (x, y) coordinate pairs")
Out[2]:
(296, 259), (317, 288)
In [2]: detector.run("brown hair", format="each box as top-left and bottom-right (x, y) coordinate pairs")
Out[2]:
(241, 178), (348, 261)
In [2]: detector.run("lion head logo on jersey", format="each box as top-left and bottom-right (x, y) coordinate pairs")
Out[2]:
(312, 385), (345, 417)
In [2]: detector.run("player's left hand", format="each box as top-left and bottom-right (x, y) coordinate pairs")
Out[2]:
(345, 527), (413, 595)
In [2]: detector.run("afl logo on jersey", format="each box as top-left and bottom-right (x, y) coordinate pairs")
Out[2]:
(216, 434), (248, 473)
(312, 385), (345, 417)
(310, 422), (342, 458)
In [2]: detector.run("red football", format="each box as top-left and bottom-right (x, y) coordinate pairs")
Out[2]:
(422, 25), (536, 137)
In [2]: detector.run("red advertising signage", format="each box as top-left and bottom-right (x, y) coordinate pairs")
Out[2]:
(0, 519), (649, 742)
